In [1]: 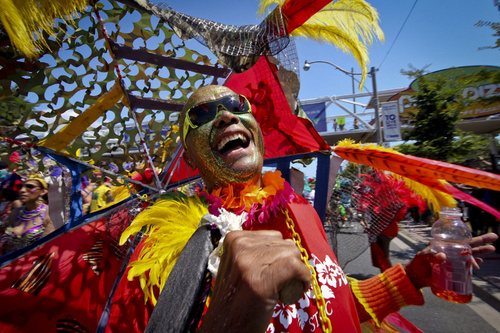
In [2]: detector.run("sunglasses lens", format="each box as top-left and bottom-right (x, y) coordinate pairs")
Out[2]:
(187, 95), (251, 128)
(237, 95), (250, 113)
(23, 184), (35, 190)
(225, 95), (250, 113)
(188, 104), (217, 127)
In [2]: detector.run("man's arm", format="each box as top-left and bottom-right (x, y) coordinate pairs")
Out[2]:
(351, 232), (499, 325)
(197, 230), (311, 333)
(405, 232), (498, 288)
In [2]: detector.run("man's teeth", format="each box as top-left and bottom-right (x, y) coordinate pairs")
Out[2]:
(217, 133), (248, 151)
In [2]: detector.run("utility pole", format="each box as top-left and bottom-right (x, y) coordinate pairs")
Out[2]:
(351, 67), (356, 114)
(371, 67), (382, 144)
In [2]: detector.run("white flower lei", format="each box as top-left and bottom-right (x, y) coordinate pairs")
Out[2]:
(199, 208), (247, 278)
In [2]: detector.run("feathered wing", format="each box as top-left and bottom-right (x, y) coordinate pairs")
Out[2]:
(258, 0), (384, 88)
(0, 0), (88, 59)
(371, 172), (456, 214)
(334, 140), (500, 191)
(119, 194), (208, 304)
(334, 140), (500, 219)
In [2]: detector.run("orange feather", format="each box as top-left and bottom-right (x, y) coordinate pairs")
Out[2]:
(333, 140), (500, 219)
(333, 144), (500, 192)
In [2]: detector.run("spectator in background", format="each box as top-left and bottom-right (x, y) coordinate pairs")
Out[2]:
(81, 175), (95, 215)
(0, 177), (55, 254)
(89, 172), (113, 213)
(338, 116), (345, 130)
(333, 118), (338, 131)
(0, 172), (23, 224)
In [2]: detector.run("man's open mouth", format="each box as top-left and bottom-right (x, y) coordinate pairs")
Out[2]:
(216, 133), (250, 154)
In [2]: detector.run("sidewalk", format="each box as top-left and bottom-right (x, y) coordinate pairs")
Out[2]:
(398, 218), (500, 312)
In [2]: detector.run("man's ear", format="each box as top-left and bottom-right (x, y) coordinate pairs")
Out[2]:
(183, 149), (197, 170)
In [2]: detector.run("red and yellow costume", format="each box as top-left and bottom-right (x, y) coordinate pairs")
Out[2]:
(106, 171), (424, 332)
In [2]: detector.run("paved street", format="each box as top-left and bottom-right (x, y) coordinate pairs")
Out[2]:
(332, 219), (500, 332)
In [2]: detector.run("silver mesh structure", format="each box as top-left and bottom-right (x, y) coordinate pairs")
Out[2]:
(325, 167), (404, 268)
(146, 2), (290, 73)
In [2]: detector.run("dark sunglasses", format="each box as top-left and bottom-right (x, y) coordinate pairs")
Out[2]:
(183, 95), (252, 142)
(21, 184), (40, 190)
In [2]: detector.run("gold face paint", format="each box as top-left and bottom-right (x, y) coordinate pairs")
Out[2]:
(181, 86), (265, 190)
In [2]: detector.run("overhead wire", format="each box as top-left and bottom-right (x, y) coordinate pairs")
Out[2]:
(378, 0), (419, 70)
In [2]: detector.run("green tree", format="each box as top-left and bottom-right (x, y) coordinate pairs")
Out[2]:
(448, 130), (491, 165)
(395, 66), (462, 161)
(339, 161), (371, 179)
(475, 20), (500, 51)
(394, 66), (498, 165)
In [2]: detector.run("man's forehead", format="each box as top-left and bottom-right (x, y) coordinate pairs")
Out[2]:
(183, 85), (236, 112)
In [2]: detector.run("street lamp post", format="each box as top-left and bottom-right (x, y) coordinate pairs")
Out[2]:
(369, 66), (382, 144)
(303, 60), (382, 144)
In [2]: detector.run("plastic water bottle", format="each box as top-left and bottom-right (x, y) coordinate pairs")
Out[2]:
(430, 207), (473, 303)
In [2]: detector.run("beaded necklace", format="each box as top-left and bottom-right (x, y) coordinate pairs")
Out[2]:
(18, 203), (45, 226)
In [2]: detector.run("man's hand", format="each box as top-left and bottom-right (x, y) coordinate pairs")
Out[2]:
(405, 232), (498, 290)
(198, 230), (311, 333)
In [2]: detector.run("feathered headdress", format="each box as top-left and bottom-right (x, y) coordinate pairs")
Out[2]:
(258, 0), (384, 88)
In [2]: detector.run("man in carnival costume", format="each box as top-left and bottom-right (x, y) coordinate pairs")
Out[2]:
(116, 85), (497, 333)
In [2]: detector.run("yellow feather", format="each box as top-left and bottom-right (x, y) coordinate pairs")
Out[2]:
(312, 1), (385, 45)
(393, 175), (457, 214)
(337, 138), (396, 152)
(122, 194), (208, 305)
(256, 0), (282, 15)
(0, 0), (88, 59)
(257, 0), (384, 89)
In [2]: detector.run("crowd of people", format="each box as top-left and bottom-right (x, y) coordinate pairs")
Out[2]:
(0, 167), (116, 255)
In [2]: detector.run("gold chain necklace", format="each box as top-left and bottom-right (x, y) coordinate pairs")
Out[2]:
(281, 207), (332, 333)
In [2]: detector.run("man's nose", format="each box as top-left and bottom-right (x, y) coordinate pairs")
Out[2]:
(214, 110), (239, 128)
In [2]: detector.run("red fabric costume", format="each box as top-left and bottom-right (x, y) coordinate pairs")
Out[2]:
(0, 220), (123, 332)
(106, 193), (424, 332)
(250, 194), (362, 332)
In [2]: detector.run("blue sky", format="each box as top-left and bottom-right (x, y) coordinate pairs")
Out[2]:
(147, 0), (500, 179)
(151, 0), (500, 100)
